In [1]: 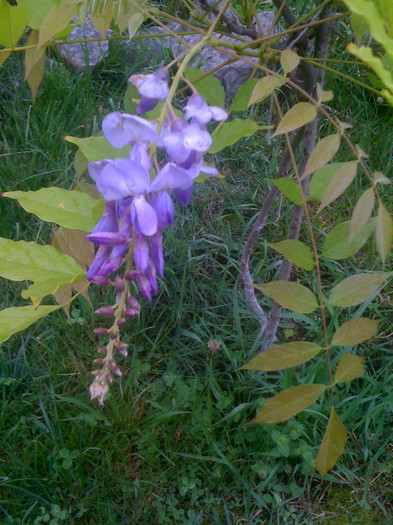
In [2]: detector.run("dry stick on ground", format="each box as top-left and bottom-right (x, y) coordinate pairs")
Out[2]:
(260, 3), (332, 351)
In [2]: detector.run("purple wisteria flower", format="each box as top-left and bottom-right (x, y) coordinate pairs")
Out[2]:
(129, 69), (170, 115)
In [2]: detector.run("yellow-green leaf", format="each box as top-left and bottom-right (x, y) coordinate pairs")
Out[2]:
(251, 384), (326, 424)
(0, 305), (60, 345)
(373, 171), (391, 185)
(128, 12), (144, 40)
(268, 240), (314, 270)
(91, 0), (113, 39)
(248, 75), (285, 107)
(65, 134), (132, 162)
(254, 281), (319, 313)
(321, 219), (376, 260)
(209, 119), (268, 154)
(302, 135), (341, 179)
(273, 103), (317, 136)
(18, 0), (59, 30)
(241, 342), (321, 371)
(307, 162), (345, 201)
(316, 407), (347, 476)
(318, 161), (358, 211)
(331, 318), (379, 346)
(270, 178), (303, 206)
(231, 78), (258, 112)
(0, 2), (28, 47)
(4, 187), (104, 232)
(335, 354), (365, 383)
(327, 272), (392, 307)
(280, 48), (300, 73)
(349, 188), (375, 240)
(37, 0), (77, 50)
(25, 30), (45, 102)
(375, 202), (393, 263)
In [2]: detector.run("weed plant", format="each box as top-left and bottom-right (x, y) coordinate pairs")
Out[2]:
(0, 38), (393, 524)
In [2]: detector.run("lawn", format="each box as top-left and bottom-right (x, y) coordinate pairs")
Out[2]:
(1, 27), (393, 525)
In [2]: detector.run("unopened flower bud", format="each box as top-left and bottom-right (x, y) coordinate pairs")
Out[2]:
(117, 318), (126, 327)
(106, 373), (114, 384)
(90, 276), (111, 285)
(94, 327), (108, 336)
(127, 296), (140, 311)
(113, 366), (122, 377)
(124, 308), (138, 318)
(91, 369), (101, 377)
(98, 346), (108, 355)
(115, 276), (125, 293)
(95, 306), (115, 317)
(116, 341), (128, 356)
(94, 358), (104, 366)
(125, 270), (138, 281)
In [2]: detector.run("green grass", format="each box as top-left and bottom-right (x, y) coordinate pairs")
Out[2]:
(1, 32), (393, 525)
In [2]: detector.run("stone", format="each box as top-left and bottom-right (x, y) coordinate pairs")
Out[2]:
(58, 18), (112, 71)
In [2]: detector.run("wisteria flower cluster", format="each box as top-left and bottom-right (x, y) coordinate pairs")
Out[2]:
(87, 68), (227, 404)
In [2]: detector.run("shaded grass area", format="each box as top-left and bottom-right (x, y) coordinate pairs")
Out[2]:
(1, 40), (393, 524)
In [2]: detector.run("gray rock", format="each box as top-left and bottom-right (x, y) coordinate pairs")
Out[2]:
(136, 12), (281, 95)
(58, 18), (112, 70)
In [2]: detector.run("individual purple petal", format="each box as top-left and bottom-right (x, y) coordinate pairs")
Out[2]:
(150, 191), (174, 229)
(161, 120), (190, 163)
(149, 163), (193, 193)
(98, 256), (123, 276)
(87, 232), (128, 245)
(102, 112), (158, 148)
(131, 196), (158, 237)
(91, 202), (118, 235)
(111, 242), (129, 259)
(87, 245), (110, 281)
(115, 197), (132, 219)
(136, 97), (158, 115)
(130, 69), (169, 100)
(183, 123), (212, 152)
(135, 272), (152, 301)
(118, 207), (132, 238)
(129, 143), (151, 172)
(150, 230), (164, 277)
(145, 259), (158, 295)
(173, 186), (194, 207)
(88, 159), (113, 182)
(134, 234), (149, 272)
(210, 106), (228, 121)
(97, 159), (150, 201)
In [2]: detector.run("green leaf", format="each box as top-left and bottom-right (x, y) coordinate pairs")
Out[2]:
(37, 0), (77, 50)
(273, 103), (317, 136)
(230, 78), (259, 111)
(302, 135), (341, 179)
(316, 407), (347, 476)
(270, 178), (303, 206)
(307, 163), (345, 201)
(321, 219), (376, 260)
(184, 66), (225, 108)
(248, 75), (285, 106)
(65, 134), (131, 162)
(334, 354), (365, 383)
(254, 281), (319, 313)
(331, 318), (379, 346)
(280, 48), (300, 74)
(375, 202), (393, 263)
(351, 12), (369, 43)
(268, 240), (314, 270)
(128, 12), (144, 39)
(18, 0), (59, 30)
(4, 187), (104, 232)
(350, 188), (375, 240)
(318, 161), (358, 211)
(25, 29), (45, 102)
(0, 238), (85, 306)
(242, 342), (321, 371)
(209, 119), (268, 154)
(327, 272), (392, 307)
(251, 384), (326, 424)
(347, 44), (393, 105)
(123, 83), (139, 114)
(0, 305), (60, 345)
(0, 2), (28, 47)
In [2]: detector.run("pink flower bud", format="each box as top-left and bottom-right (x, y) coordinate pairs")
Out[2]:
(115, 276), (125, 293)
(98, 346), (108, 355)
(95, 306), (115, 317)
(117, 318), (126, 327)
(127, 296), (140, 311)
(94, 327), (108, 336)
(109, 331), (118, 340)
(94, 358), (104, 365)
(124, 308), (138, 318)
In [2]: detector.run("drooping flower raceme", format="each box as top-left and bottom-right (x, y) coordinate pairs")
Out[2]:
(87, 68), (227, 404)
